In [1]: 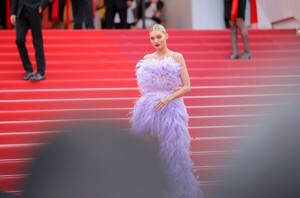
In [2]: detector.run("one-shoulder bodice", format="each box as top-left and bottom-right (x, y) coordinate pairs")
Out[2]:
(136, 56), (182, 95)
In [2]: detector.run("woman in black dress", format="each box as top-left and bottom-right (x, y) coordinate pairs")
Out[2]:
(225, 0), (251, 59)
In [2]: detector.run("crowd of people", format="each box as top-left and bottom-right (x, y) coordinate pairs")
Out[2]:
(65, 0), (164, 29)
(0, 0), (165, 30)
(3, 0), (252, 62)
(7, 0), (166, 81)
(7, 0), (251, 82)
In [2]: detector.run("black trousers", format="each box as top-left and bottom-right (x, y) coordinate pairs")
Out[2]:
(16, 7), (46, 75)
(105, 6), (127, 29)
(72, 0), (94, 29)
(0, 0), (6, 29)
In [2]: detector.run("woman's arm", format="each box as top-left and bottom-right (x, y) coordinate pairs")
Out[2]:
(168, 53), (191, 100)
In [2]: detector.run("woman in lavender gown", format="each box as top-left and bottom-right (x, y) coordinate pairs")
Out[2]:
(130, 24), (204, 198)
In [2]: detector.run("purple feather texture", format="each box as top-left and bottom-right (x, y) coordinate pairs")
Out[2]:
(130, 56), (204, 198)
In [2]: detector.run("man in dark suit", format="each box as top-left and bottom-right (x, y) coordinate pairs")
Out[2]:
(71, 0), (94, 29)
(10, 0), (49, 81)
(104, 0), (133, 29)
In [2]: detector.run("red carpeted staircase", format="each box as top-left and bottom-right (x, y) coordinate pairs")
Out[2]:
(1, 29), (300, 197)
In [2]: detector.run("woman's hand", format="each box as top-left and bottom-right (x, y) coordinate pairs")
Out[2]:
(154, 96), (172, 111)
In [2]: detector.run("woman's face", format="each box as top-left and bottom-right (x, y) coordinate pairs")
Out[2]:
(149, 30), (168, 50)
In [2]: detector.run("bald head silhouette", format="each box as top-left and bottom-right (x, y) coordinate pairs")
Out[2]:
(22, 123), (167, 198)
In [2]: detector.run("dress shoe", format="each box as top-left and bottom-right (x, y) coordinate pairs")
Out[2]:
(240, 51), (252, 60)
(23, 72), (35, 80)
(30, 73), (45, 81)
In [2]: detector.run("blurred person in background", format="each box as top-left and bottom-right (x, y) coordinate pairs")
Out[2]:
(135, 0), (164, 29)
(10, 0), (49, 81)
(71, 0), (95, 29)
(0, 0), (7, 29)
(48, 0), (66, 29)
(114, 0), (137, 29)
(224, 0), (251, 59)
(104, 0), (133, 29)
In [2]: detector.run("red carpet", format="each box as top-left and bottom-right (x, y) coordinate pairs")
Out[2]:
(0, 29), (300, 196)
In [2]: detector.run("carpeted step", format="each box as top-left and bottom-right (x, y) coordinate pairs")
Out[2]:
(1, 29), (299, 195)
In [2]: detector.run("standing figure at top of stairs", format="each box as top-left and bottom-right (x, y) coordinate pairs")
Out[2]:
(10, 0), (48, 81)
(225, 0), (252, 60)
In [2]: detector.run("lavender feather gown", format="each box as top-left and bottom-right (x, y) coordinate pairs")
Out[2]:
(130, 56), (204, 198)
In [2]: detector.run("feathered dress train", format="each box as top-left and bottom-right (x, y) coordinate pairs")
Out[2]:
(130, 56), (204, 198)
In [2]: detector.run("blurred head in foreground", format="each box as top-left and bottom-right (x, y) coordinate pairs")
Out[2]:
(22, 122), (167, 198)
(215, 101), (300, 198)
(0, 191), (18, 198)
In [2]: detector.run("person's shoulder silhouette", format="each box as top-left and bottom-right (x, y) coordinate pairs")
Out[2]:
(22, 123), (167, 198)
(215, 101), (300, 198)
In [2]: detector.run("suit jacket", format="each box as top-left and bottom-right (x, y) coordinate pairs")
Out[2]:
(104, 0), (133, 10)
(11, 0), (49, 17)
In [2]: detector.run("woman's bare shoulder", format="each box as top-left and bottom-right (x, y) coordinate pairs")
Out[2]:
(170, 51), (184, 62)
(143, 53), (155, 60)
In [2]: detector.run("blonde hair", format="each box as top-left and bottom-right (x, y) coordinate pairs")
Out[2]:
(150, 24), (167, 35)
